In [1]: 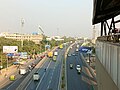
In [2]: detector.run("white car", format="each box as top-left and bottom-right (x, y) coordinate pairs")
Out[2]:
(72, 53), (75, 56)
(33, 73), (40, 81)
(68, 54), (71, 57)
(76, 65), (81, 71)
(76, 49), (79, 52)
(19, 68), (27, 75)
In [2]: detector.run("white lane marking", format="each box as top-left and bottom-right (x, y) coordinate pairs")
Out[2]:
(35, 72), (46, 90)
(24, 59), (49, 90)
(36, 61), (52, 90)
(47, 85), (50, 89)
(53, 66), (55, 70)
(49, 80), (51, 84)
(6, 74), (22, 90)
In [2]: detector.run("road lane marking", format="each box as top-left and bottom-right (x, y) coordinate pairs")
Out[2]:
(35, 72), (46, 90)
(24, 59), (49, 90)
(6, 74), (23, 90)
(47, 85), (50, 89)
(35, 61), (52, 90)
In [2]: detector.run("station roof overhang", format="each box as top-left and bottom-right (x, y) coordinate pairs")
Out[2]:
(92, 0), (120, 25)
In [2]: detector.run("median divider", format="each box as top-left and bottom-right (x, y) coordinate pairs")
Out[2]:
(16, 47), (58, 90)
(60, 43), (75, 90)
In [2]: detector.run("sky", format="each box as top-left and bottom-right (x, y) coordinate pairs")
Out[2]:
(0, 0), (94, 38)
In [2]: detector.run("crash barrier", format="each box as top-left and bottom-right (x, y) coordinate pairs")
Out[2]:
(97, 33), (120, 43)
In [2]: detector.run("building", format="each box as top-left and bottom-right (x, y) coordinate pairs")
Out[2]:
(46, 36), (64, 41)
(0, 32), (43, 44)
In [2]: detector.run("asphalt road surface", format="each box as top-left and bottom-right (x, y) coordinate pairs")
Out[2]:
(25, 48), (65, 90)
(66, 45), (96, 90)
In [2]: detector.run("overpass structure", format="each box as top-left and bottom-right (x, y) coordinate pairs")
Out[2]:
(93, 0), (120, 90)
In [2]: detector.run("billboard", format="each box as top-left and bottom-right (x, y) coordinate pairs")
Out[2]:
(3, 46), (18, 53)
(79, 46), (92, 54)
(19, 52), (28, 59)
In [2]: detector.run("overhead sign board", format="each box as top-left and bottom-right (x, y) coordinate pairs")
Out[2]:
(79, 46), (92, 54)
(3, 46), (18, 53)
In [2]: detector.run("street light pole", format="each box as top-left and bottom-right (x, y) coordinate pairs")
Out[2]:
(39, 25), (44, 53)
(21, 18), (25, 47)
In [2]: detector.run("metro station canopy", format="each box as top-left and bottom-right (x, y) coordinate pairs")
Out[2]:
(92, 0), (120, 24)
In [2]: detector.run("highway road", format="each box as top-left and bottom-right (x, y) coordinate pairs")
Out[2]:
(66, 44), (96, 90)
(24, 48), (65, 90)
(1, 55), (44, 90)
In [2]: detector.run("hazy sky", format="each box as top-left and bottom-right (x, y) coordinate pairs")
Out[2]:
(0, 0), (94, 38)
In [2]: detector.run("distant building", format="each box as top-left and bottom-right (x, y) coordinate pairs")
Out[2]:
(0, 32), (43, 44)
(46, 36), (64, 41)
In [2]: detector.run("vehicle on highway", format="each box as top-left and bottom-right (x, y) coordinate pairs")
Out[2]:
(9, 75), (15, 81)
(76, 65), (81, 71)
(33, 72), (40, 81)
(67, 54), (71, 57)
(13, 61), (20, 65)
(48, 51), (53, 58)
(70, 64), (73, 69)
(59, 44), (63, 49)
(40, 55), (45, 59)
(31, 63), (36, 68)
(19, 68), (27, 75)
(72, 53), (76, 56)
(76, 48), (79, 52)
(77, 45), (79, 48)
(86, 59), (90, 63)
(54, 51), (58, 56)
(77, 69), (81, 74)
(53, 56), (57, 62)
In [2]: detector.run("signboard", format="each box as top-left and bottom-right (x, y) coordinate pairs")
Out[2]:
(3, 46), (18, 53)
(7, 53), (14, 57)
(19, 52), (27, 59)
(45, 45), (51, 50)
(79, 46), (92, 53)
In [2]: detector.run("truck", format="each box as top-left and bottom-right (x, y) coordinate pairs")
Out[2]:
(48, 51), (53, 58)
(19, 68), (27, 75)
(33, 73), (40, 81)
(54, 51), (58, 56)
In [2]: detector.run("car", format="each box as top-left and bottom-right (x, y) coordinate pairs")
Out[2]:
(67, 54), (71, 57)
(33, 72), (40, 81)
(77, 70), (81, 74)
(76, 65), (81, 71)
(70, 64), (73, 69)
(72, 53), (75, 56)
(19, 68), (27, 75)
(76, 48), (79, 52)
